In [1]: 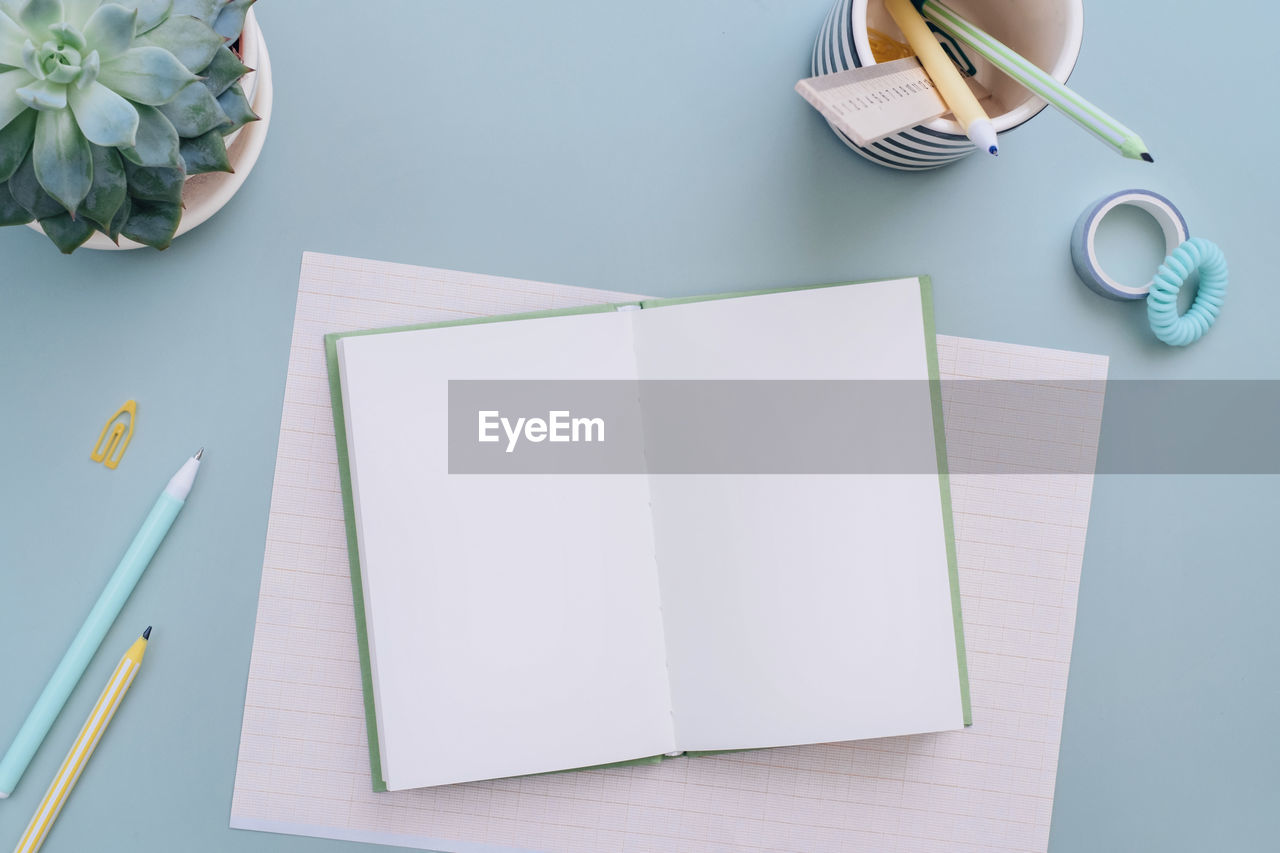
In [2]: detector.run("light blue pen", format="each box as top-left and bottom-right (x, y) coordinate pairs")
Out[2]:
(0, 448), (203, 799)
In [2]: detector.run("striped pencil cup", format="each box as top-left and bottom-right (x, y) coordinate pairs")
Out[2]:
(813, 0), (1083, 169)
(13, 631), (149, 853)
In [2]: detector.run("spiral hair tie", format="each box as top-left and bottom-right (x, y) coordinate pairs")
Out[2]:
(1146, 237), (1228, 347)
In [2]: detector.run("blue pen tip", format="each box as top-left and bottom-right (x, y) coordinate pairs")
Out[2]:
(988, 146), (998, 156)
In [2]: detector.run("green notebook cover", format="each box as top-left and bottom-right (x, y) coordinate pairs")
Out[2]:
(323, 276), (971, 792)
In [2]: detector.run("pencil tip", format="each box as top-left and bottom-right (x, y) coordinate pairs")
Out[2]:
(143, 626), (152, 640)
(194, 447), (204, 461)
(1141, 152), (1154, 162)
(988, 146), (998, 156)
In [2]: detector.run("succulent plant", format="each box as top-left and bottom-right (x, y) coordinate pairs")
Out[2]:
(0, 0), (258, 252)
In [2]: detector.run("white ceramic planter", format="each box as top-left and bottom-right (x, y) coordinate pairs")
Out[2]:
(43, 8), (274, 250)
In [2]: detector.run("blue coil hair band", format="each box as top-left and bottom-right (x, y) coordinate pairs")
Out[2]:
(1147, 237), (1228, 347)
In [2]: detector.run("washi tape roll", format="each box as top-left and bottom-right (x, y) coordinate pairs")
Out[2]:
(1071, 189), (1190, 300)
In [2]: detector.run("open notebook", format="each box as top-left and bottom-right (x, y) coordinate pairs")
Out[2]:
(233, 252), (1108, 853)
(327, 277), (970, 792)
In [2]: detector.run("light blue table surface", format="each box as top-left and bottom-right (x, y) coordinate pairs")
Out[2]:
(1, 1), (1276, 851)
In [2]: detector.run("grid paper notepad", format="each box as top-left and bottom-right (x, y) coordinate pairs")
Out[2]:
(231, 252), (1108, 853)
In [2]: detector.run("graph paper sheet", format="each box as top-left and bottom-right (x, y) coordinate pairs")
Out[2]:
(231, 252), (1108, 853)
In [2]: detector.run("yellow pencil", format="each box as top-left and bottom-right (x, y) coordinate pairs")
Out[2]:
(884, 0), (999, 155)
(12, 629), (150, 853)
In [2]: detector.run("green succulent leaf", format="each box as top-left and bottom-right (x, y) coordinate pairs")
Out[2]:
(17, 78), (67, 110)
(98, 45), (197, 104)
(83, 3), (138, 60)
(9, 149), (63, 217)
(178, 126), (226, 174)
(20, 39), (41, 78)
(118, 0), (172, 34)
(0, 9), (28, 66)
(33, 106), (91, 213)
(118, 101), (177, 166)
(120, 197), (178, 248)
(40, 210), (94, 252)
(213, 0), (253, 41)
(62, 0), (102, 27)
(20, 0), (64, 39)
(47, 21), (86, 51)
(0, 178), (33, 224)
(105, 186), (128, 238)
(81, 143), (125, 227)
(47, 60), (79, 84)
(214, 79), (252, 132)
(0, 67), (30, 126)
(0, 105), (33, 179)
(156, 74), (226, 136)
(67, 79), (137, 145)
(122, 158), (182, 202)
(136, 14), (221, 73)
(200, 44), (245, 96)
(170, 0), (219, 23)
(75, 47), (97, 87)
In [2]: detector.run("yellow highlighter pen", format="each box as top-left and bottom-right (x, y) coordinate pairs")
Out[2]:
(885, 0), (999, 155)
(12, 629), (151, 853)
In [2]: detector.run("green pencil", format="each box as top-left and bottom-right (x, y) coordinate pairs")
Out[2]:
(916, 0), (1153, 162)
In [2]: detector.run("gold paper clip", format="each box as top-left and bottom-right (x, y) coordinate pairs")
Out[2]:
(91, 400), (136, 470)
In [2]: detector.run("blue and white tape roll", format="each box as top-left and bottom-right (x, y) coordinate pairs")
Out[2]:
(1070, 189), (1190, 300)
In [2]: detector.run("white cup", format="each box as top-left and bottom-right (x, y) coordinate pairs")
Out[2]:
(813, 0), (1084, 169)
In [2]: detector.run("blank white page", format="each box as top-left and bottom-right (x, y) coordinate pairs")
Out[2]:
(632, 281), (966, 750)
(337, 310), (677, 790)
